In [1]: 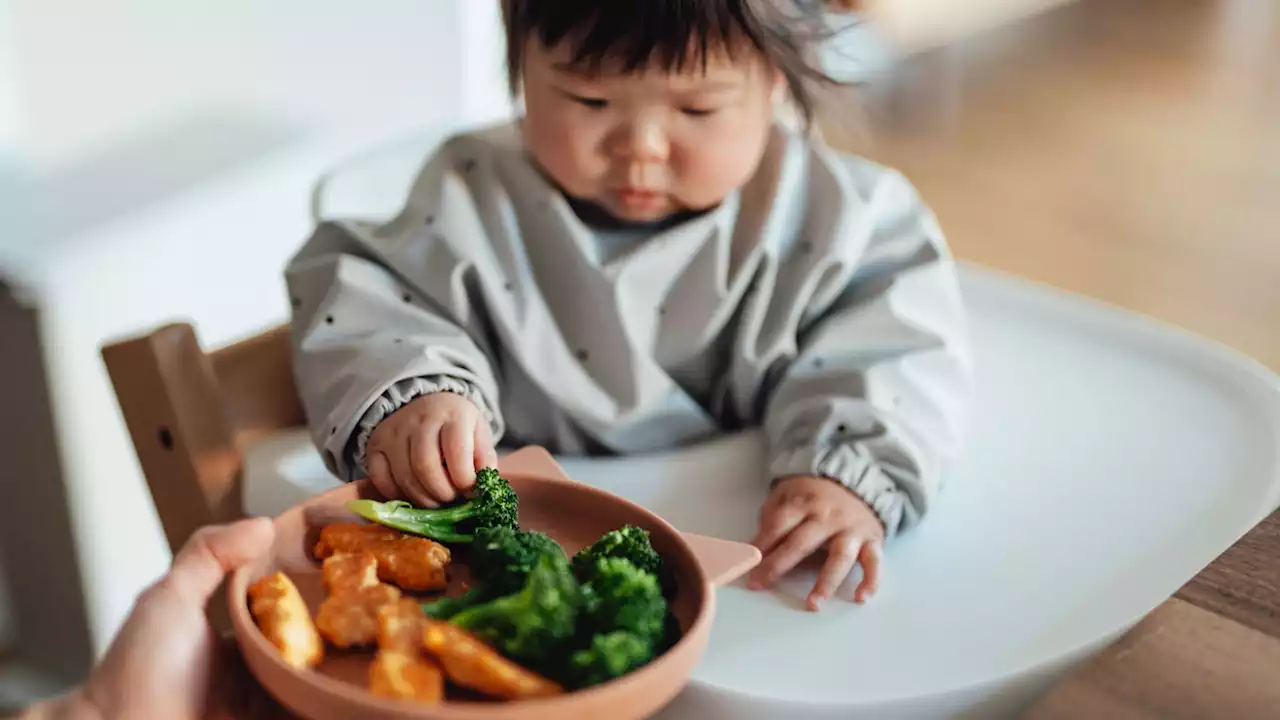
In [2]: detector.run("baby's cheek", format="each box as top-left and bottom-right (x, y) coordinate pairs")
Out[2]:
(524, 116), (599, 197)
(677, 135), (767, 209)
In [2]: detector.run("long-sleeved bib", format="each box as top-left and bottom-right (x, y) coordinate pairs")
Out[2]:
(286, 119), (972, 537)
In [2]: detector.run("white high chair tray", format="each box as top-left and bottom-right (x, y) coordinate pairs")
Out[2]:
(244, 264), (1280, 719)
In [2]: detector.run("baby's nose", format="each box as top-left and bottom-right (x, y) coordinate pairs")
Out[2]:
(618, 114), (670, 163)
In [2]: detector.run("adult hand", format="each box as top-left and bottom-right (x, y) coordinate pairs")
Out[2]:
(27, 518), (290, 719)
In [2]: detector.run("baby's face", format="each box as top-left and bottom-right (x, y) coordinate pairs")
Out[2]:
(521, 39), (780, 224)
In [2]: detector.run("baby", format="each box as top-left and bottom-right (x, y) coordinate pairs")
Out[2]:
(286, 0), (972, 612)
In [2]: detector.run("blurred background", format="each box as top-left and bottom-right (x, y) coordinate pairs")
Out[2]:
(0, 0), (1275, 711)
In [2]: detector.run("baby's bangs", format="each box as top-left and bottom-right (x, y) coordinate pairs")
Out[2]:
(519, 0), (770, 76)
(503, 0), (851, 125)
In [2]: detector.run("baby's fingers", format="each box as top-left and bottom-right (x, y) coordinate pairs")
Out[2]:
(410, 426), (456, 505)
(751, 504), (806, 556)
(366, 451), (400, 501)
(386, 444), (437, 508)
(474, 421), (499, 471)
(441, 421), (477, 492)
(749, 520), (829, 590)
(854, 540), (883, 604)
(808, 532), (862, 612)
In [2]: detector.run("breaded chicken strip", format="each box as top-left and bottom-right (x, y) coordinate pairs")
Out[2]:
(314, 523), (451, 592)
(377, 599), (428, 653)
(322, 551), (379, 594)
(247, 571), (324, 670)
(369, 598), (444, 703)
(422, 620), (562, 700)
(315, 583), (402, 649)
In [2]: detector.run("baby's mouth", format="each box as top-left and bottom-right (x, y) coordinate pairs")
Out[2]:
(613, 187), (666, 211)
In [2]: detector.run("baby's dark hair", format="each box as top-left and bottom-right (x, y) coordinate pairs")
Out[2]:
(500, 0), (847, 125)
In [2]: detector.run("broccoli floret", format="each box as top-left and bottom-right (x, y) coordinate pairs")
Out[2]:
(573, 525), (673, 596)
(347, 467), (518, 543)
(565, 631), (654, 689)
(422, 527), (565, 619)
(578, 557), (666, 643)
(469, 526), (565, 594)
(449, 552), (580, 668)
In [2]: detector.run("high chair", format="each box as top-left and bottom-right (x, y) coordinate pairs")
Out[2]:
(99, 122), (1280, 719)
(101, 323), (299, 555)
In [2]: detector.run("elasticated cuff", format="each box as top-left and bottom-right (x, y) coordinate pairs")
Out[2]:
(769, 441), (909, 537)
(350, 375), (499, 478)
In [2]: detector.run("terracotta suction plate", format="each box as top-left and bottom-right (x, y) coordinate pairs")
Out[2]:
(229, 446), (761, 720)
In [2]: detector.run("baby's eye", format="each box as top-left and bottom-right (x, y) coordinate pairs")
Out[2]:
(681, 107), (717, 118)
(570, 94), (609, 110)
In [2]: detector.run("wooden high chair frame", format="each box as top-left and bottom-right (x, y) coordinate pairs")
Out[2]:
(102, 322), (301, 555)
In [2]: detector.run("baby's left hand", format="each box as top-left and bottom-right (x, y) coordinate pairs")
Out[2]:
(748, 475), (884, 611)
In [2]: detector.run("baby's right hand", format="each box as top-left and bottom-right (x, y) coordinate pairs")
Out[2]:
(364, 392), (498, 507)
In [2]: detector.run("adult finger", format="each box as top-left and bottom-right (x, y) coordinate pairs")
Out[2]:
(366, 451), (399, 501)
(442, 420), (477, 492)
(164, 518), (275, 606)
(807, 532), (863, 611)
(474, 421), (499, 470)
(750, 503), (807, 555)
(410, 425), (456, 505)
(749, 519), (830, 590)
(854, 539), (883, 604)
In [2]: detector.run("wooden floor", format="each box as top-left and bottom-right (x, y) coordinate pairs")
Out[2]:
(828, 1), (1280, 716)
(851, 0), (1280, 370)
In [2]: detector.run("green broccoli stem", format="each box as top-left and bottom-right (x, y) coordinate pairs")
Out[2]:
(346, 499), (476, 543)
(422, 587), (487, 620)
(409, 500), (480, 523)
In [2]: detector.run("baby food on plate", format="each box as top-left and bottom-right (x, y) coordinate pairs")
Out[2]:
(245, 468), (679, 706)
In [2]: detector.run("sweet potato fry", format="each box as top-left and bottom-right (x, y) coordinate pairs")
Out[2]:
(369, 650), (445, 704)
(422, 620), (563, 700)
(247, 571), (324, 670)
(314, 523), (451, 592)
(316, 583), (403, 649)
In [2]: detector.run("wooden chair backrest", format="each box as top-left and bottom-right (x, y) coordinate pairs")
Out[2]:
(101, 322), (303, 555)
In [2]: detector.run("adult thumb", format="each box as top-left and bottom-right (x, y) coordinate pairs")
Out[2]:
(163, 517), (275, 607)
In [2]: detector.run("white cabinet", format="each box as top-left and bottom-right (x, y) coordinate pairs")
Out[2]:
(0, 1), (511, 706)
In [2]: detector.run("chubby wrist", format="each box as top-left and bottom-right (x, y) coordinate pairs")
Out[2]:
(769, 444), (904, 536)
(349, 374), (499, 479)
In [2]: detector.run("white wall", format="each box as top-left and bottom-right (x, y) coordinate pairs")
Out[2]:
(3, 0), (490, 169)
(0, 0), (513, 698)
(0, 7), (19, 151)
